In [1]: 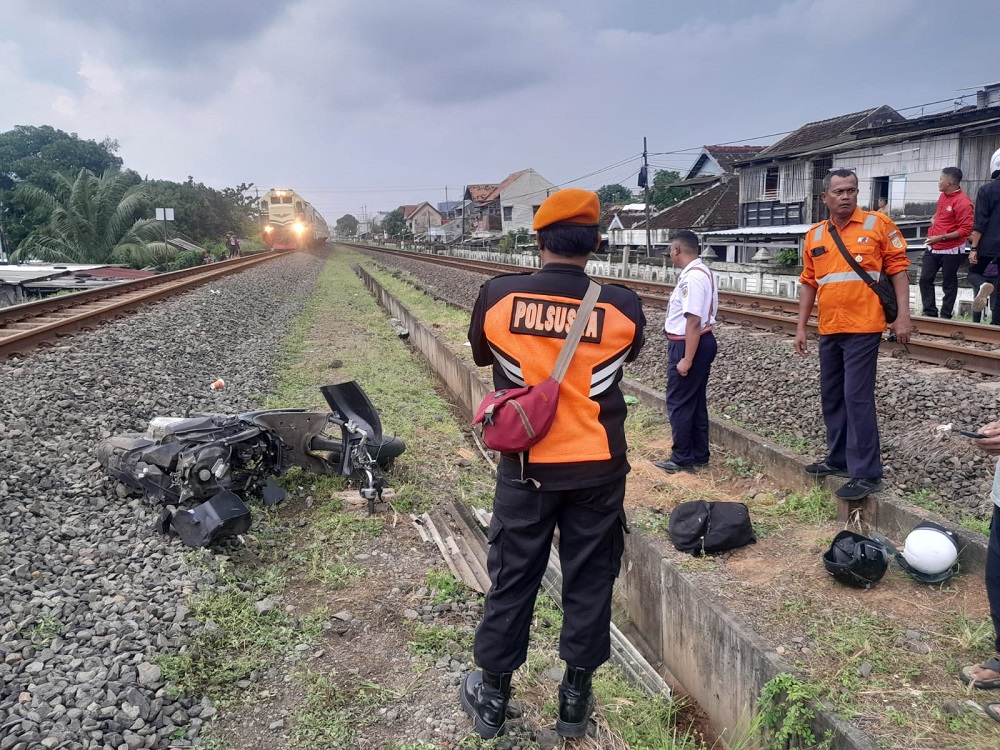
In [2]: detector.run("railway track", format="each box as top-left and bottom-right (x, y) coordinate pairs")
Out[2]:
(0, 252), (287, 360)
(351, 243), (1000, 377)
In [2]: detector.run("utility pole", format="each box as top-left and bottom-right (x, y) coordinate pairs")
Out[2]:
(643, 136), (652, 262)
(254, 187), (261, 237)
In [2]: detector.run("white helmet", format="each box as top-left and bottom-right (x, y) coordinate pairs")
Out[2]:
(990, 147), (1000, 177)
(900, 522), (959, 580)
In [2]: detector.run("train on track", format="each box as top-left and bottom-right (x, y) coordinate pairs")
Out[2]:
(259, 188), (330, 250)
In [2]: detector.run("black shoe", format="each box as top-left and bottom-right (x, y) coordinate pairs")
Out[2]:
(460, 670), (511, 739)
(556, 666), (595, 738)
(803, 461), (849, 478)
(653, 459), (691, 474)
(835, 478), (884, 501)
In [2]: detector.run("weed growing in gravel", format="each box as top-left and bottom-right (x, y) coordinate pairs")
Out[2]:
(959, 515), (991, 537)
(25, 614), (62, 646)
(406, 623), (473, 661)
(154, 571), (325, 698)
(907, 487), (940, 512)
(426, 570), (465, 604)
(289, 670), (394, 749)
(530, 592), (563, 647)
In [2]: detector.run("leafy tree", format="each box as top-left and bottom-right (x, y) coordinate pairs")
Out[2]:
(498, 228), (531, 253)
(12, 168), (172, 268)
(649, 170), (690, 210)
(382, 209), (405, 238)
(596, 183), (634, 208)
(143, 177), (255, 244)
(335, 214), (359, 237)
(0, 125), (123, 251)
(221, 182), (260, 225)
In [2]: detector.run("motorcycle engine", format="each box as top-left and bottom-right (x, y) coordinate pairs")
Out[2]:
(176, 444), (232, 502)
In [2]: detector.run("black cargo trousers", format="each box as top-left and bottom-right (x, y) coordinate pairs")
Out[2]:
(473, 476), (628, 673)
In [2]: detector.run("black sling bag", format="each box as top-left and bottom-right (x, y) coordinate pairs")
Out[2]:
(827, 223), (898, 324)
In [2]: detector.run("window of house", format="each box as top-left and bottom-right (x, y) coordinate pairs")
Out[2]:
(503, 206), (513, 221)
(871, 176), (889, 210)
(763, 167), (780, 200)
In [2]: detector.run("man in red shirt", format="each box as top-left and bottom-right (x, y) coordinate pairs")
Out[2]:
(919, 167), (974, 319)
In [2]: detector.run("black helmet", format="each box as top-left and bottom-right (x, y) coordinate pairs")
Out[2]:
(823, 530), (889, 589)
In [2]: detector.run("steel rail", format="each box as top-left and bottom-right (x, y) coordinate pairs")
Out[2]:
(353, 243), (1000, 376)
(0, 253), (286, 360)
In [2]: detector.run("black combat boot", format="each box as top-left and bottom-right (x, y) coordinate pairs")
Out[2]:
(460, 669), (512, 739)
(556, 665), (595, 738)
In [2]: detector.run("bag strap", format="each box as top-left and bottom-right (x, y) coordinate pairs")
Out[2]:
(827, 222), (881, 288)
(688, 264), (716, 321)
(550, 280), (601, 383)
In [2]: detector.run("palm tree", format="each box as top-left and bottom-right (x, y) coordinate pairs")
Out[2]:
(12, 169), (174, 268)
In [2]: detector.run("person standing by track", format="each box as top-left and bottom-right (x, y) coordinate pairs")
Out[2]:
(461, 188), (646, 740)
(959, 422), (1000, 723)
(969, 148), (1000, 325)
(919, 167), (973, 319)
(654, 230), (718, 473)
(794, 168), (911, 502)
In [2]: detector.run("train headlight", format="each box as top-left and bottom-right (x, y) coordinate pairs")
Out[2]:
(293, 222), (305, 235)
(264, 225), (273, 233)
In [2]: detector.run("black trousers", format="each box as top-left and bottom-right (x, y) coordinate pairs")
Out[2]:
(818, 333), (882, 480)
(968, 257), (1000, 324)
(474, 476), (627, 673)
(666, 332), (717, 466)
(918, 251), (962, 318)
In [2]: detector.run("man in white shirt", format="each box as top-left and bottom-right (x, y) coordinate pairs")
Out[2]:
(655, 230), (718, 473)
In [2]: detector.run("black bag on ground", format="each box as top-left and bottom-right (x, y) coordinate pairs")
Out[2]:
(668, 500), (756, 555)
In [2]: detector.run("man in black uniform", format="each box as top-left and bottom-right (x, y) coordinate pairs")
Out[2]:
(969, 148), (1000, 325)
(461, 188), (646, 739)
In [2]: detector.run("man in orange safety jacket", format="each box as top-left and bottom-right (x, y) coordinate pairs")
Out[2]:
(793, 168), (911, 502)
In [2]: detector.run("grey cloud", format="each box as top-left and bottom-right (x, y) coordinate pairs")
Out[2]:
(40, 0), (290, 61)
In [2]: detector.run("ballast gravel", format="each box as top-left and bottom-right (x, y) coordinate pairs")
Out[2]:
(0, 253), (325, 749)
(367, 249), (998, 520)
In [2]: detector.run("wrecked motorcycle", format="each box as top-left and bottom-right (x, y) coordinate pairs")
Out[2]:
(97, 381), (405, 547)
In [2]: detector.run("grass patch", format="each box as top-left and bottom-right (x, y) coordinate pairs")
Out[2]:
(407, 623), (473, 661)
(958, 515), (991, 537)
(24, 614), (62, 647)
(154, 569), (326, 699)
(595, 673), (700, 749)
(289, 670), (394, 749)
(907, 487), (940, 512)
(426, 570), (466, 605)
(631, 508), (671, 536)
(756, 486), (835, 525)
(724, 456), (759, 478)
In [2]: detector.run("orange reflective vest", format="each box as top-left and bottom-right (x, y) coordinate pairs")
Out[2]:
(800, 208), (909, 334)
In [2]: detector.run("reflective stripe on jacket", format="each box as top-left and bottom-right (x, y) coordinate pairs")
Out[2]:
(800, 208), (909, 335)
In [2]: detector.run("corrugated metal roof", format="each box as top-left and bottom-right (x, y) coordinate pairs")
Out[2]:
(0, 266), (74, 284)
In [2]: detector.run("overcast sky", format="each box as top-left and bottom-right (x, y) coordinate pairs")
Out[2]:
(2, 0), (999, 224)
